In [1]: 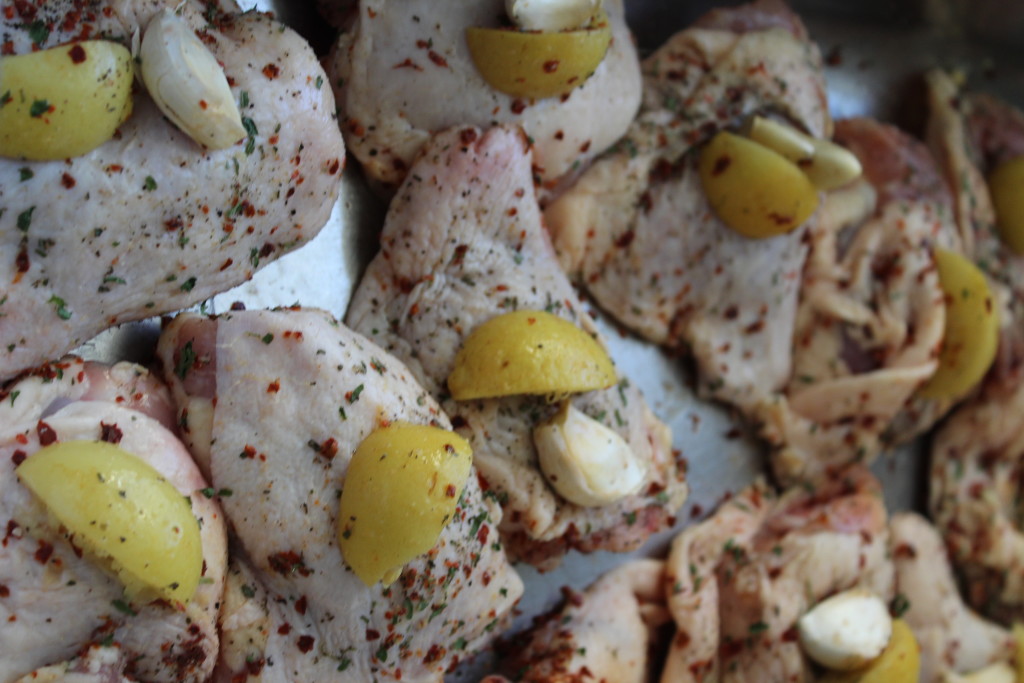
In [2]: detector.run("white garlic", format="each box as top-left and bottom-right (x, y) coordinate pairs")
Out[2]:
(505, 0), (602, 32)
(746, 116), (863, 191)
(139, 8), (246, 150)
(797, 588), (893, 671)
(534, 401), (645, 507)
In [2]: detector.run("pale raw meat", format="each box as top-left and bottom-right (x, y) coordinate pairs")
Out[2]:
(0, 358), (227, 683)
(756, 118), (952, 484)
(482, 559), (668, 682)
(544, 0), (829, 414)
(660, 467), (893, 682)
(156, 308), (523, 683)
(891, 512), (1015, 681)
(327, 0), (640, 195)
(345, 125), (686, 569)
(0, 0), (345, 381)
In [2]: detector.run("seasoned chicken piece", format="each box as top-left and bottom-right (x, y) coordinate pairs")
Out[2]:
(345, 125), (686, 569)
(0, 358), (227, 683)
(544, 0), (829, 414)
(929, 376), (1024, 626)
(483, 559), (668, 682)
(756, 119), (952, 484)
(156, 309), (523, 682)
(890, 512), (1015, 682)
(327, 0), (640, 195)
(0, 0), (345, 381)
(661, 467), (893, 682)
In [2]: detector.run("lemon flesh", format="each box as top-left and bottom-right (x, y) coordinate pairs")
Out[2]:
(698, 131), (820, 239)
(0, 41), (133, 160)
(819, 619), (920, 683)
(447, 310), (617, 401)
(338, 422), (473, 587)
(465, 11), (611, 100)
(16, 440), (203, 603)
(988, 156), (1024, 255)
(917, 249), (999, 400)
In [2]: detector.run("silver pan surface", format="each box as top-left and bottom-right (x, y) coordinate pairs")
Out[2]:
(74, 0), (1024, 679)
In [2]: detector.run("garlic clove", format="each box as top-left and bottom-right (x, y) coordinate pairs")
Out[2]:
(139, 8), (246, 150)
(746, 116), (862, 191)
(505, 0), (602, 32)
(534, 401), (645, 507)
(798, 588), (893, 671)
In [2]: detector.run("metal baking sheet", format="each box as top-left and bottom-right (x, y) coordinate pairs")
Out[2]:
(74, 0), (1024, 679)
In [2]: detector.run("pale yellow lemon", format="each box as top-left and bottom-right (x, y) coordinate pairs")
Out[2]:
(988, 156), (1024, 255)
(338, 422), (473, 586)
(819, 619), (920, 683)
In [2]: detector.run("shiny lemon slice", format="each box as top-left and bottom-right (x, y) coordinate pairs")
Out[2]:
(819, 619), (919, 682)
(0, 41), (133, 160)
(466, 11), (611, 99)
(447, 309), (617, 401)
(988, 156), (1024, 255)
(917, 248), (999, 400)
(338, 422), (473, 586)
(698, 130), (820, 239)
(16, 440), (202, 603)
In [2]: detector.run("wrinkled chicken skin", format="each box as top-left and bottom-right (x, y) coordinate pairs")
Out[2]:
(0, 358), (227, 683)
(157, 309), (523, 682)
(890, 512), (1014, 682)
(484, 559), (668, 682)
(544, 0), (829, 414)
(757, 119), (951, 484)
(0, 0), (345, 381)
(328, 0), (640, 195)
(345, 125), (686, 569)
(662, 467), (893, 682)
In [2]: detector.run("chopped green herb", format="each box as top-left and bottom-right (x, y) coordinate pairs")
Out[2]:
(29, 99), (49, 118)
(143, 176), (157, 191)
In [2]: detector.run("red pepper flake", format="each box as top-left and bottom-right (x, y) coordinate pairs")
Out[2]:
(318, 438), (338, 461)
(68, 44), (86, 64)
(37, 421), (57, 446)
(445, 484), (457, 498)
(510, 99), (527, 115)
(240, 444), (257, 459)
(451, 244), (469, 266)
(428, 50), (448, 68)
(61, 173), (76, 189)
(614, 230), (635, 249)
(267, 550), (311, 577)
(11, 450), (26, 467)
(327, 158), (341, 175)
(267, 380), (280, 394)
(277, 623), (292, 635)
(579, 140), (591, 153)
(766, 212), (794, 227)
(165, 216), (184, 232)
(106, 164), (123, 173)
(16, 245), (30, 275)
(3, 520), (20, 547)
(100, 422), (123, 444)
(34, 539), (54, 564)
(459, 128), (478, 145)
(781, 626), (799, 642)
(262, 63), (280, 79)
(543, 59), (559, 73)
(366, 628), (381, 641)
(744, 320), (765, 335)
(296, 634), (315, 653)
(0, 585), (9, 598)
(1, 41), (13, 55)
(392, 58), (423, 71)
(423, 644), (445, 665)
(219, 258), (233, 271)
(295, 595), (308, 615)
(711, 155), (731, 176)
(476, 523), (489, 545)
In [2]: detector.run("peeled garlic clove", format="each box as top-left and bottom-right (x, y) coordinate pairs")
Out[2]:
(534, 401), (645, 507)
(139, 8), (246, 149)
(505, 0), (601, 32)
(798, 588), (892, 671)
(747, 116), (862, 191)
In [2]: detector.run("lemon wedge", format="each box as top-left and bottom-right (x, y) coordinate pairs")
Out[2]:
(447, 310), (616, 401)
(988, 156), (1024, 255)
(16, 440), (202, 603)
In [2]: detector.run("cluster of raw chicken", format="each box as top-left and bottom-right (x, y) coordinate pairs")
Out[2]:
(0, 0), (1022, 681)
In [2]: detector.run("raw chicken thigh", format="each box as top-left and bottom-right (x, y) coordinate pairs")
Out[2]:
(156, 308), (523, 682)
(660, 467), (893, 682)
(545, 0), (829, 415)
(0, 0), (345, 381)
(0, 358), (227, 683)
(757, 118), (953, 483)
(483, 559), (668, 682)
(327, 0), (640, 194)
(346, 125), (686, 569)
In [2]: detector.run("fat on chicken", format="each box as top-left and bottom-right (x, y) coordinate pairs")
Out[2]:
(345, 125), (686, 570)
(660, 467), (893, 682)
(327, 0), (640, 196)
(481, 559), (668, 682)
(891, 512), (1015, 682)
(0, 0), (345, 381)
(156, 308), (523, 683)
(0, 358), (227, 683)
(544, 0), (829, 416)
(756, 118), (953, 484)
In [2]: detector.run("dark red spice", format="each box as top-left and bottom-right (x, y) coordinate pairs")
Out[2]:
(262, 63), (280, 79)
(295, 595), (308, 615)
(10, 450), (26, 466)
(37, 421), (57, 446)
(267, 551), (312, 577)
(712, 156), (731, 176)
(34, 540), (54, 564)
(543, 60), (559, 73)
(296, 635), (315, 653)
(100, 422), (123, 444)
(61, 173), (76, 189)
(68, 44), (86, 64)
(428, 50), (448, 68)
